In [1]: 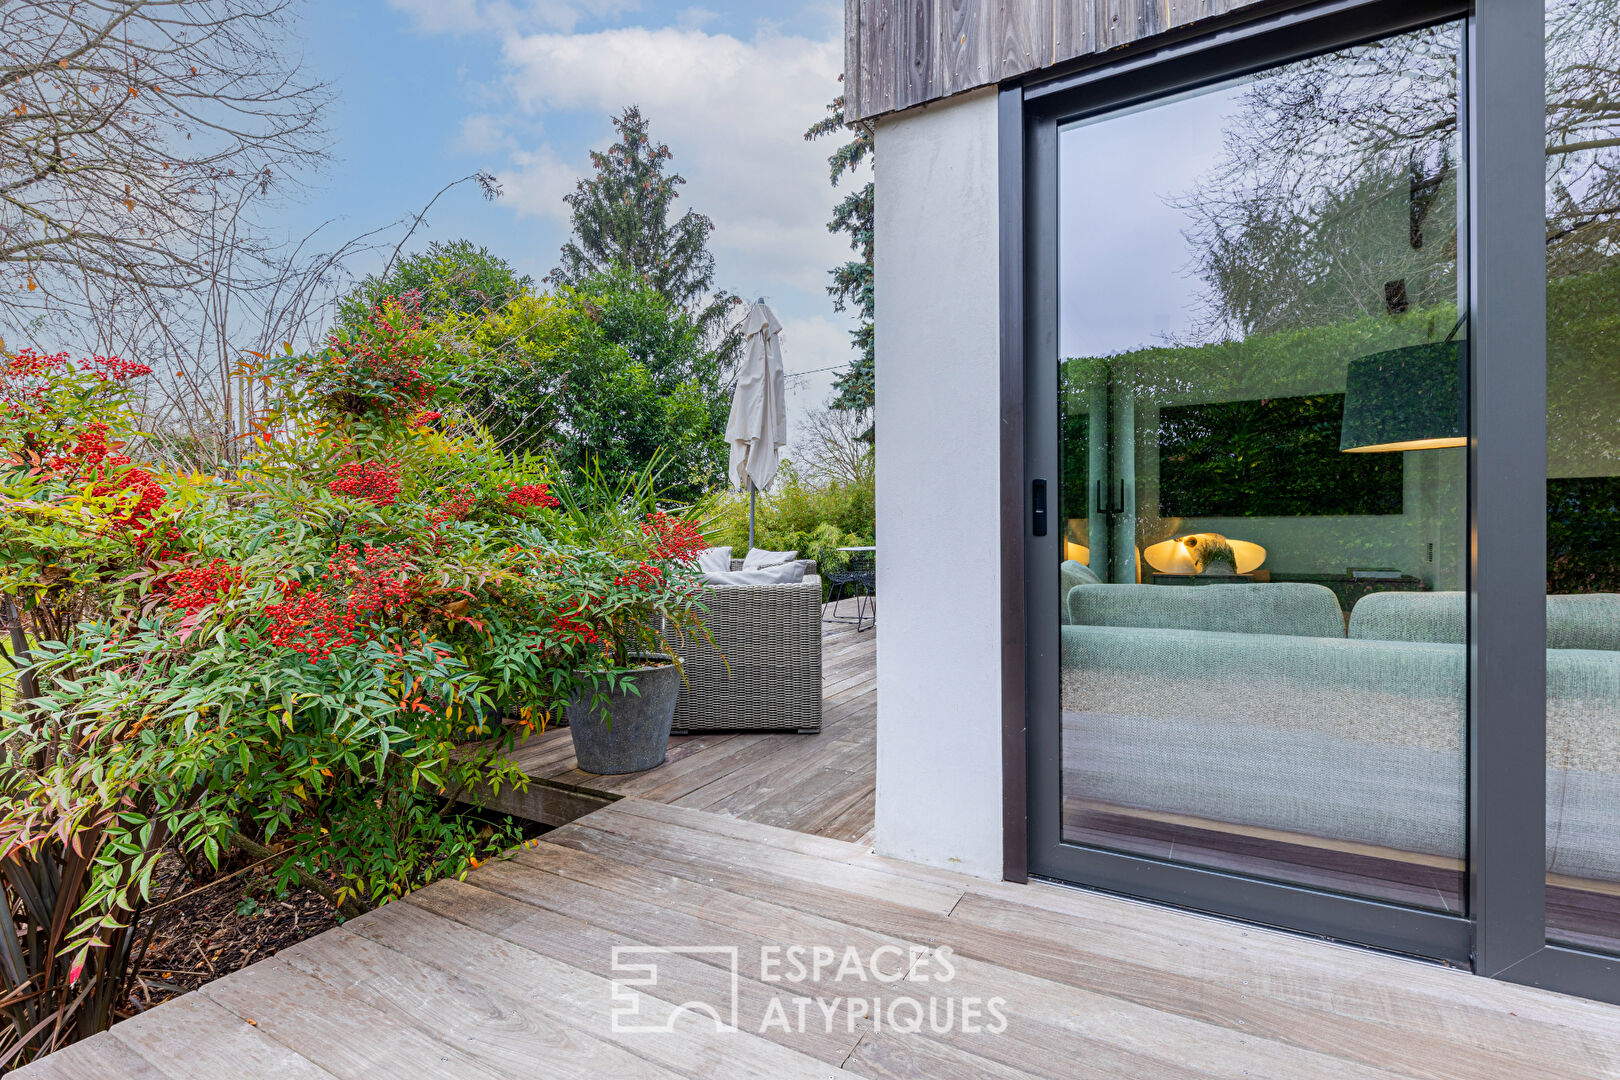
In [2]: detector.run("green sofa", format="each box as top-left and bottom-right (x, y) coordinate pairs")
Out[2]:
(1059, 582), (1620, 883)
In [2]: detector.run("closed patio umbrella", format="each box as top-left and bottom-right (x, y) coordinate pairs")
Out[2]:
(725, 300), (788, 550)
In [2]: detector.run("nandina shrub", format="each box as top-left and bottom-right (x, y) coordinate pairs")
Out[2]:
(0, 303), (708, 1064)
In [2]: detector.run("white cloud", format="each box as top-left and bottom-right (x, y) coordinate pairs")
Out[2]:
(455, 113), (513, 154)
(500, 145), (579, 226)
(388, 0), (640, 35)
(399, 4), (866, 420)
(495, 23), (863, 315)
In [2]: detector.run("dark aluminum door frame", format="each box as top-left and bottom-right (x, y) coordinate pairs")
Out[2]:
(1006, 0), (1620, 997)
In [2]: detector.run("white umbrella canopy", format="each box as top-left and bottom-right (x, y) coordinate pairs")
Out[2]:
(725, 301), (788, 547)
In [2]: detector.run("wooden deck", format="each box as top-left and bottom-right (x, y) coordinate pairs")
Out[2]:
(21, 795), (1620, 1080)
(478, 605), (877, 843)
(19, 611), (1620, 1079)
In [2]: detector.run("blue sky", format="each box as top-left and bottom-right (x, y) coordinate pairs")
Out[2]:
(284, 0), (860, 444)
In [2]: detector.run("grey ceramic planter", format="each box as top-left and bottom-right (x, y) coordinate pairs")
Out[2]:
(566, 656), (681, 775)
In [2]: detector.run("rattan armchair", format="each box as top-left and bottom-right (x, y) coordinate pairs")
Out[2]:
(664, 563), (823, 733)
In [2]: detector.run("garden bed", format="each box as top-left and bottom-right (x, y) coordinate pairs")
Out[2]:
(124, 807), (549, 1017)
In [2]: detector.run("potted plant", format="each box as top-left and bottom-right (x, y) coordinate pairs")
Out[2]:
(543, 471), (708, 774)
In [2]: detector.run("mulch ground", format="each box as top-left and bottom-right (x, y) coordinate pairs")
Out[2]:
(122, 810), (548, 1017)
(123, 851), (343, 1016)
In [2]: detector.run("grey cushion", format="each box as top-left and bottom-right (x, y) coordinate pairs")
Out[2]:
(1349, 591), (1464, 644)
(1549, 594), (1620, 651)
(1066, 582), (1345, 639)
(742, 548), (798, 569)
(704, 561), (807, 587)
(1059, 622), (1620, 881)
(1059, 560), (1101, 623)
(1349, 591), (1620, 651)
(697, 546), (733, 574)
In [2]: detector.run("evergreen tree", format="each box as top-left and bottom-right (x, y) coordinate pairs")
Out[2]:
(550, 107), (736, 347)
(806, 92), (874, 415)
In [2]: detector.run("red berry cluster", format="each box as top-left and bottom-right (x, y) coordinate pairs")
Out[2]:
(163, 559), (241, 612)
(426, 487), (476, 527)
(408, 410), (443, 427)
(1, 349), (71, 423)
(614, 561), (663, 592)
(549, 614), (599, 646)
(641, 511), (704, 564)
(42, 421), (113, 477)
(329, 460), (402, 506)
(263, 543), (420, 662)
(91, 464), (167, 531)
(504, 482), (560, 510)
(88, 354), (154, 382)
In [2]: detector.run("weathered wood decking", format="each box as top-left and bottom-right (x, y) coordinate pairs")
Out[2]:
(21, 795), (1620, 1079)
(19, 611), (1620, 1079)
(478, 606), (877, 842)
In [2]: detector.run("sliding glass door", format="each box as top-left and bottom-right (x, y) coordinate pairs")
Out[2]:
(1543, 0), (1620, 961)
(1026, 10), (1476, 961)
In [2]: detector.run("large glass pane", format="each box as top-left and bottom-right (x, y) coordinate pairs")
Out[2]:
(1545, 1), (1620, 954)
(1056, 22), (1468, 911)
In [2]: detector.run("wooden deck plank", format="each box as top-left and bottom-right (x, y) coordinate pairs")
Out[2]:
(101, 993), (342, 1080)
(276, 924), (686, 1080)
(198, 958), (511, 1080)
(18, 789), (1620, 1079)
(406, 875), (862, 1064)
(343, 894), (869, 1080)
(555, 802), (1620, 1080)
(488, 834), (1408, 1080)
(493, 614), (878, 839)
(11, 1032), (179, 1080)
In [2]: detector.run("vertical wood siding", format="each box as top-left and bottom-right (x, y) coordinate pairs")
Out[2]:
(846, 0), (1271, 120)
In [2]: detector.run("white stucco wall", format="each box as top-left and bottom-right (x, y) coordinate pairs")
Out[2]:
(873, 87), (1005, 879)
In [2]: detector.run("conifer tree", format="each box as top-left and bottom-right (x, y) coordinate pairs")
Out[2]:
(806, 92), (874, 415)
(550, 107), (735, 346)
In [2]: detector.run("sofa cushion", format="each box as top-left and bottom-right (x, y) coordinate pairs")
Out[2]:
(742, 547), (798, 569)
(1349, 591), (1464, 644)
(1548, 593), (1620, 652)
(697, 546), (733, 574)
(704, 561), (808, 587)
(1060, 560), (1101, 623)
(1066, 581), (1345, 638)
(1349, 591), (1620, 651)
(1059, 622), (1620, 881)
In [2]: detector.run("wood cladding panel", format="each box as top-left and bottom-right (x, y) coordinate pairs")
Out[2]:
(849, 0), (1273, 120)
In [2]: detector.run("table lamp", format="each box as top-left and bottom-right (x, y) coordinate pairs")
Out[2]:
(1143, 533), (1267, 575)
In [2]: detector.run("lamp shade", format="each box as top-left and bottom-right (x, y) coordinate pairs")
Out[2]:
(1143, 533), (1266, 575)
(1339, 341), (1466, 453)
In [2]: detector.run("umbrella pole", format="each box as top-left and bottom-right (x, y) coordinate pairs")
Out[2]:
(748, 480), (757, 551)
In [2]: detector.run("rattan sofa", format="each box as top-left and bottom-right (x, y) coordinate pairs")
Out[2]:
(665, 561), (823, 733)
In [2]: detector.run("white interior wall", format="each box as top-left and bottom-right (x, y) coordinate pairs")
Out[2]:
(872, 88), (1005, 879)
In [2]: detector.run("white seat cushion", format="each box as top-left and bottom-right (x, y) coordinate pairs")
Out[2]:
(742, 547), (798, 569)
(697, 546), (733, 574)
(704, 561), (808, 587)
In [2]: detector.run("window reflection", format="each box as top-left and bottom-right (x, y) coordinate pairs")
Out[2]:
(1545, 0), (1620, 955)
(1057, 22), (1468, 911)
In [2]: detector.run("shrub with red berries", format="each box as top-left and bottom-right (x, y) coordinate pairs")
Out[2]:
(504, 482), (560, 510)
(0, 313), (713, 1028)
(641, 509), (705, 564)
(330, 460), (403, 506)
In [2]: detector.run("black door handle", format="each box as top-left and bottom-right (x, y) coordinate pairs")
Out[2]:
(1032, 478), (1048, 536)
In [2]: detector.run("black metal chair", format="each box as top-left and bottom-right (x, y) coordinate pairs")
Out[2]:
(822, 548), (876, 631)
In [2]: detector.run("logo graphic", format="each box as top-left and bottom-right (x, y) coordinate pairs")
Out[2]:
(610, 946), (740, 1033)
